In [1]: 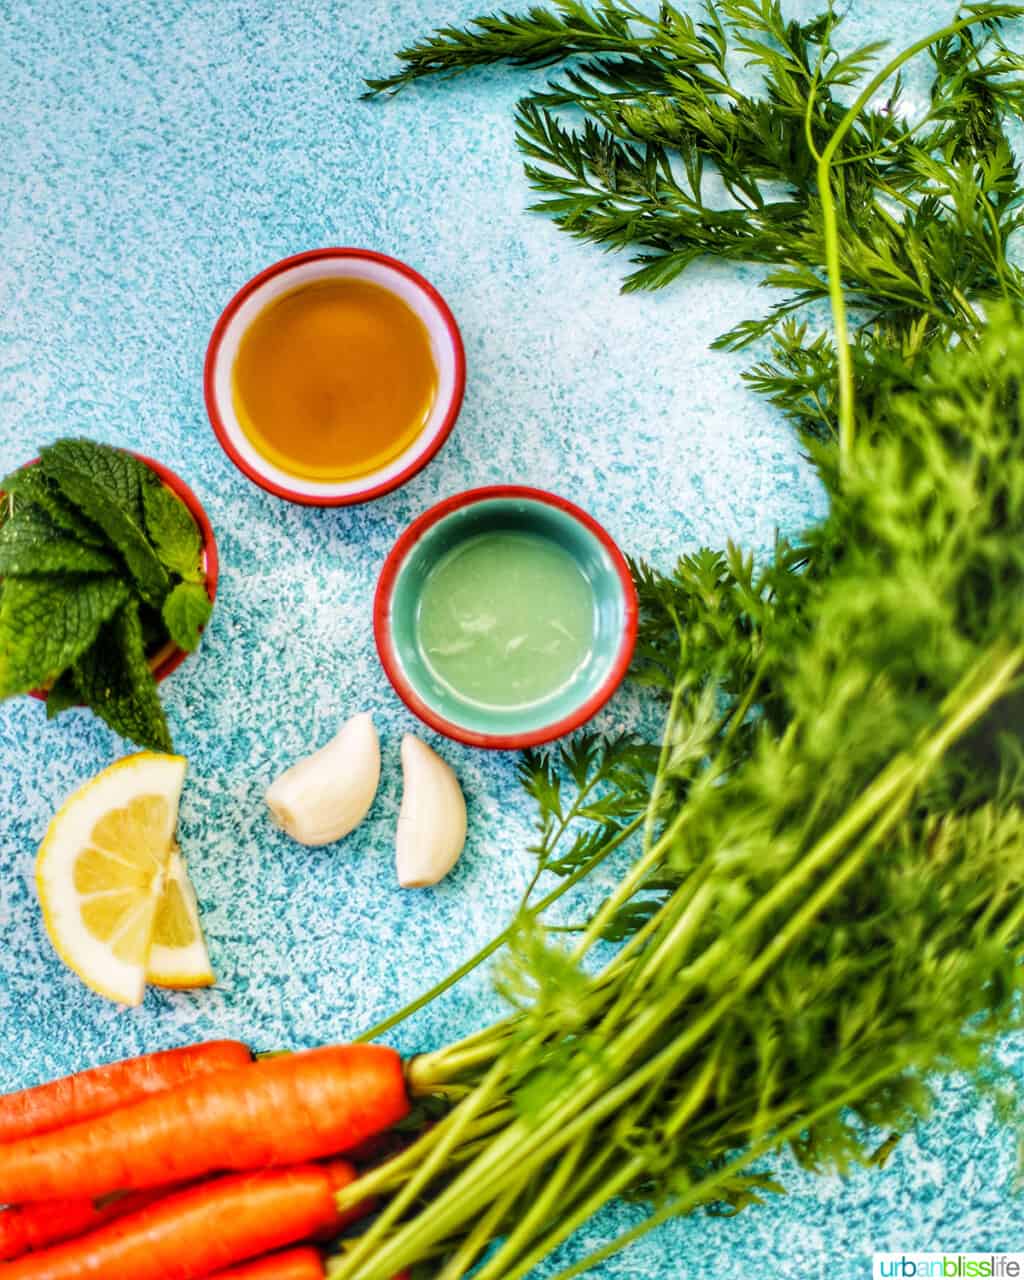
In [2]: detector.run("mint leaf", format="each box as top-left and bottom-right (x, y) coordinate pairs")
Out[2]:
(0, 466), (105, 546)
(74, 603), (172, 751)
(0, 575), (129, 697)
(43, 438), (148, 523)
(139, 602), (171, 655)
(143, 482), (204, 582)
(162, 580), (212, 652)
(0, 503), (117, 576)
(46, 670), (81, 719)
(39, 440), (170, 606)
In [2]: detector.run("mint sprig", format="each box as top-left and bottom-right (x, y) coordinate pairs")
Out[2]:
(0, 503), (117, 577)
(0, 465), (105, 546)
(0, 439), (215, 750)
(0, 575), (129, 698)
(45, 670), (81, 721)
(163, 581), (213, 653)
(142, 481), (205, 583)
(39, 440), (170, 607)
(74, 604), (173, 752)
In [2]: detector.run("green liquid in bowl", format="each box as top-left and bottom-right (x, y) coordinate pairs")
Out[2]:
(384, 493), (633, 743)
(416, 531), (596, 710)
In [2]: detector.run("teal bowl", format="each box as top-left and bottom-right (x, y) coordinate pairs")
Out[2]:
(374, 486), (638, 749)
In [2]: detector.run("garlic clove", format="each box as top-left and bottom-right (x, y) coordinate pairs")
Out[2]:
(266, 712), (381, 846)
(396, 734), (467, 888)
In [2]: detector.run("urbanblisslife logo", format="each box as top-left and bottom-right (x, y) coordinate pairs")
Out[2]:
(873, 1256), (1024, 1278)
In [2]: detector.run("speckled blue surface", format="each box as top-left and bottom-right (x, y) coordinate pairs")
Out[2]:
(1, 1), (1021, 1274)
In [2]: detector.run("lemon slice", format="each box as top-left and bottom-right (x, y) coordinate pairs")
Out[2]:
(146, 848), (215, 989)
(36, 753), (187, 1006)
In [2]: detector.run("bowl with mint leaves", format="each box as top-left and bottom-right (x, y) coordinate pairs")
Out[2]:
(0, 439), (217, 752)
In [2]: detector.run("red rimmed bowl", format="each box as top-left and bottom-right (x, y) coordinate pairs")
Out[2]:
(374, 486), (638, 750)
(9, 453), (219, 698)
(204, 247), (466, 506)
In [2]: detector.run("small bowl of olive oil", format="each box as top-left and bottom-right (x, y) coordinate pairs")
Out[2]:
(375, 487), (638, 748)
(204, 248), (465, 505)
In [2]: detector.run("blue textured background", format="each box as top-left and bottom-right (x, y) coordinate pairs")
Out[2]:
(1, 1), (1021, 1275)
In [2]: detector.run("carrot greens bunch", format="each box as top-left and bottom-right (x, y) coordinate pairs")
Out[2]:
(339, 2), (1024, 1277)
(367, 0), (1024, 324)
(334, 311), (1024, 1280)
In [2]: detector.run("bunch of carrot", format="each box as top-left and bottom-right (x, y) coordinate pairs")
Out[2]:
(0, 1039), (411, 1279)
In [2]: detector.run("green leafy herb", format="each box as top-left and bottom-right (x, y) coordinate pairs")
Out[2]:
(143, 481), (205, 582)
(0, 439), (214, 749)
(340, 314), (1024, 1280)
(0, 465), (105, 546)
(162, 580), (213, 653)
(0, 575), (129, 698)
(73, 604), (172, 753)
(341, 4), (1024, 1278)
(138, 602), (172, 656)
(39, 439), (170, 606)
(369, 0), (1024, 347)
(45, 670), (80, 720)
(0, 503), (117, 577)
(44, 438), (149, 522)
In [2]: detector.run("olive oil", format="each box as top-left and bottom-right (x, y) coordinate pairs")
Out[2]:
(232, 278), (438, 482)
(416, 531), (596, 709)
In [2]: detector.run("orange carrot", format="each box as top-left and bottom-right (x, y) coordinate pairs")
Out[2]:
(0, 1161), (357, 1280)
(322, 1187), (377, 1236)
(0, 1160), (365, 1263)
(205, 1251), (409, 1280)
(0, 1187), (179, 1261)
(0, 1042), (253, 1145)
(0, 1045), (407, 1204)
(312, 1159), (371, 1235)
(0, 1200), (100, 1261)
(204, 1246), (324, 1279)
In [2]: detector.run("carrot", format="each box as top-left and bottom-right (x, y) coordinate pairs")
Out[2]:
(204, 1246), (324, 1279)
(0, 1187), (178, 1261)
(0, 1162), (356, 1280)
(311, 1158), (373, 1235)
(0, 1045), (407, 1204)
(0, 1200), (99, 1261)
(0, 1042), (253, 1145)
(0, 1161), (366, 1263)
(205, 1253), (410, 1280)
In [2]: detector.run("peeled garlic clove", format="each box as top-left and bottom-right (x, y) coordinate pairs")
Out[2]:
(266, 713), (381, 846)
(396, 734), (467, 888)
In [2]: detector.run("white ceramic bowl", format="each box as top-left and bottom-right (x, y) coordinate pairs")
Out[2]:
(203, 248), (466, 505)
